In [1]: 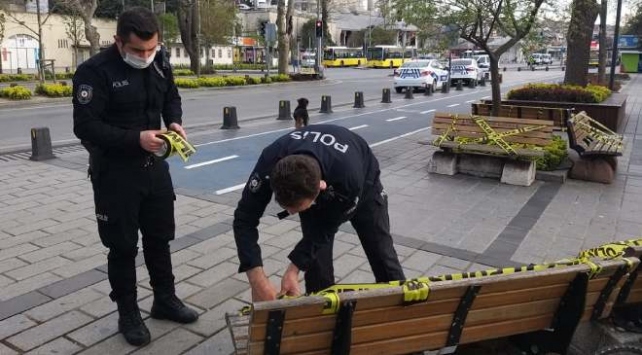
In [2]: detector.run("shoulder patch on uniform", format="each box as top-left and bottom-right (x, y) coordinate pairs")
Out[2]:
(77, 84), (93, 104)
(248, 173), (262, 193)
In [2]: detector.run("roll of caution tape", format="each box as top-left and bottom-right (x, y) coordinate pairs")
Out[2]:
(154, 131), (196, 162)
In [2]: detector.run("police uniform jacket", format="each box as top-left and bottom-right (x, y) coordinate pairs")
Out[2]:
(72, 44), (182, 161)
(233, 124), (382, 273)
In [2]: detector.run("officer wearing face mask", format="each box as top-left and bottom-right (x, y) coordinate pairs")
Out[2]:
(72, 7), (198, 347)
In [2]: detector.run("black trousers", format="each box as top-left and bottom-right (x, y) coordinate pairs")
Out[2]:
(91, 158), (176, 301)
(298, 186), (406, 293)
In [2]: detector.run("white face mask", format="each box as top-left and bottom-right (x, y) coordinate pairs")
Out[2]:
(123, 52), (155, 69)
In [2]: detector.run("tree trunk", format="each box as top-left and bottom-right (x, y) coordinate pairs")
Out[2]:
(277, 0), (287, 74)
(564, 0), (600, 86)
(81, 14), (101, 56)
(36, 0), (45, 83)
(597, 0), (607, 84)
(177, 1), (200, 74)
(321, 0), (330, 43)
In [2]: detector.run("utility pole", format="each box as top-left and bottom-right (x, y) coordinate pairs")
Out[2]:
(609, 0), (623, 90)
(315, 0), (321, 73)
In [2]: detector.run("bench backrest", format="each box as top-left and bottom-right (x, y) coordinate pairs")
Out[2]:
(471, 102), (572, 129)
(236, 258), (637, 355)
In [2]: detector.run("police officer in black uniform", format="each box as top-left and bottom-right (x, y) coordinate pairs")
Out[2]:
(234, 124), (406, 301)
(72, 7), (198, 346)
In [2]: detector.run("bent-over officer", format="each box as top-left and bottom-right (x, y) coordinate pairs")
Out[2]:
(233, 124), (406, 301)
(72, 7), (198, 347)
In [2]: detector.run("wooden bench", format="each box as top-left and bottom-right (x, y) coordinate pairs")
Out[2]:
(565, 111), (624, 184)
(566, 111), (624, 158)
(471, 101), (573, 130)
(226, 257), (638, 355)
(429, 112), (555, 159)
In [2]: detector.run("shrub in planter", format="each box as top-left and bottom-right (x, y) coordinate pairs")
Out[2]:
(173, 69), (194, 76)
(174, 78), (200, 88)
(35, 83), (73, 97)
(536, 136), (568, 171)
(507, 83), (611, 103)
(224, 76), (247, 86)
(261, 76), (272, 84)
(269, 74), (291, 82)
(197, 77), (226, 87)
(247, 76), (261, 84)
(0, 86), (32, 100)
(0, 74), (35, 82)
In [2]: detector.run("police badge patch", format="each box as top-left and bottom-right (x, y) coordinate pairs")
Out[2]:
(248, 173), (262, 193)
(77, 84), (93, 104)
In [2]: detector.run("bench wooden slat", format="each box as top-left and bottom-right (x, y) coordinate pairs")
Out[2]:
(470, 102), (570, 129)
(438, 142), (545, 158)
(432, 128), (553, 146)
(250, 283), (571, 340)
(434, 114), (555, 127)
(567, 111), (624, 158)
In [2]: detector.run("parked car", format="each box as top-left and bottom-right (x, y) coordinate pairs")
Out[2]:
(393, 59), (450, 93)
(449, 58), (483, 87)
(541, 53), (553, 65)
(474, 54), (490, 71)
(237, 3), (251, 10)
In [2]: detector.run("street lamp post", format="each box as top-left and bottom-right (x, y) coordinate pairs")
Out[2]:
(609, 0), (623, 90)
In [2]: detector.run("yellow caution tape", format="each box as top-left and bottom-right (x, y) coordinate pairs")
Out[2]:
(237, 237), (642, 316)
(571, 113), (624, 148)
(155, 131), (196, 162)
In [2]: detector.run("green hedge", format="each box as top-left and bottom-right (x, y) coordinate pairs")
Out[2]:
(175, 74), (291, 89)
(0, 74), (35, 82)
(35, 83), (73, 97)
(173, 69), (195, 76)
(536, 136), (568, 171)
(0, 86), (32, 100)
(507, 83), (611, 103)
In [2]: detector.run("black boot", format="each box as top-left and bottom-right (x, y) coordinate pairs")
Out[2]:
(116, 295), (150, 346)
(151, 293), (199, 324)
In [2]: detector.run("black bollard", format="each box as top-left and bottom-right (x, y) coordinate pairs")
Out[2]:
(221, 106), (240, 129)
(479, 77), (486, 86)
(424, 84), (432, 96)
(381, 88), (392, 103)
(353, 91), (365, 108)
(503, 67), (507, 72)
(320, 95), (333, 113)
(404, 87), (414, 99)
(29, 127), (55, 161)
(441, 81), (450, 93)
(277, 100), (292, 120)
(456, 80), (463, 91)
(562, 66), (566, 71)
(545, 66), (549, 71)
(517, 67), (521, 72)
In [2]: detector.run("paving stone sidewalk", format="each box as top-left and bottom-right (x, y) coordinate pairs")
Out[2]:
(0, 75), (641, 354)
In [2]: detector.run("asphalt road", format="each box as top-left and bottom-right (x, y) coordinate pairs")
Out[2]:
(163, 70), (565, 195)
(0, 67), (564, 151)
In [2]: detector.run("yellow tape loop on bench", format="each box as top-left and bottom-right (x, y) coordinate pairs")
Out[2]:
(401, 279), (430, 303)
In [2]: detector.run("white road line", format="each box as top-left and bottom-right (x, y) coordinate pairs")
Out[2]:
(481, 96), (491, 99)
(421, 109), (436, 114)
(184, 155), (238, 170)
(215, 183), (246, 195)
(466, 100), (475, 103)
(447, 104), (460, 108)
(386, 116), (406, 122)
(369, 127), (431, 148)
(349, 124), (368, 131)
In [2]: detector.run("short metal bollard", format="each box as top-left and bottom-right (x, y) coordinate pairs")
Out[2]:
(545, 66), (549, 71)
(381, 88), (392, 103)
(424, 84), (432, 96)
(456, 80), (463, 91)
(441, 81), (450, 93)
(277, 100), (292, 120)
(479, 77), (486, 86)
(29, 127), (55, 161)
(353, 91), (365, 108)
(404, 87), (414, 99)
(320, 95), (333, 113)
(221, 106), (240, 129)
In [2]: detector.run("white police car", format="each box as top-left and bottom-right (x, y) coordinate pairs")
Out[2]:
(393, 60), (449, 93)
(449, 58), (483, 87)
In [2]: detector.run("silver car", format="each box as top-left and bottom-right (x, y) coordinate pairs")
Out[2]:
(449, 58), (483, 87)
(393, 60), (449, 93)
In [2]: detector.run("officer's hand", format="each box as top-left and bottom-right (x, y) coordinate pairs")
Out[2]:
(140, 130), (165, 153)
(169, 123), (187, 140)
(247, 267), (278, 302)
(280, 263), (301, 297)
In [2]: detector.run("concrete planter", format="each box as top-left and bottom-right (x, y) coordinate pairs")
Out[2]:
(495, 93), (627, 132)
